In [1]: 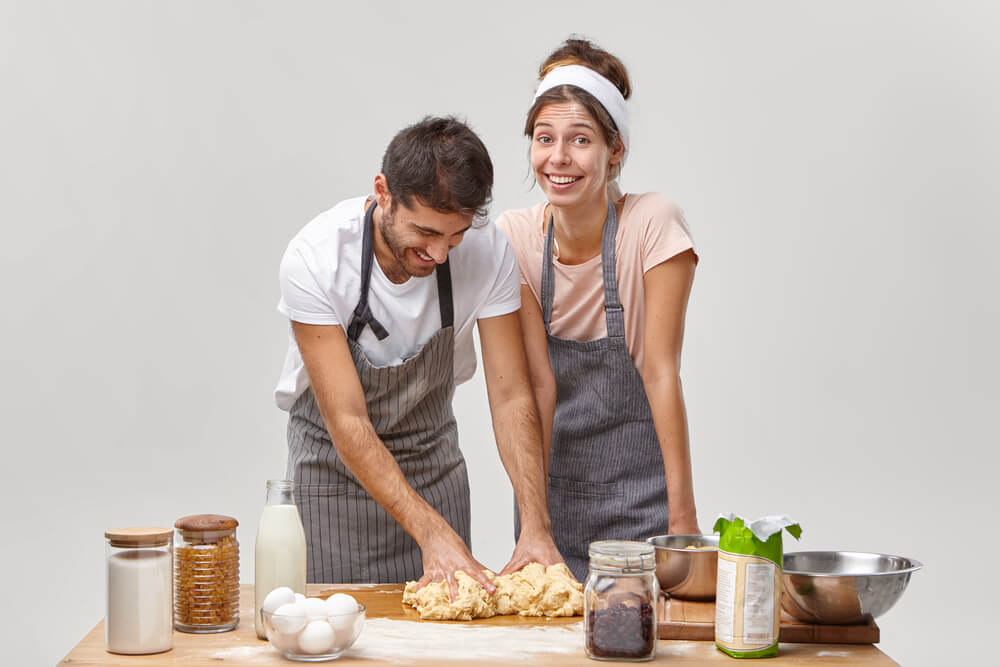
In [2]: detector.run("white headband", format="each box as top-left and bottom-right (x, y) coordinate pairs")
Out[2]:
(532, 64), (630, 162)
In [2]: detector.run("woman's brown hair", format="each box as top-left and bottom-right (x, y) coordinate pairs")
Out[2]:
(524, 38), (632, 179)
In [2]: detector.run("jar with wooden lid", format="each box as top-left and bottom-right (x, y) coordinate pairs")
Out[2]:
(173, 514), (240, 633)
(105, 526), (174, 655)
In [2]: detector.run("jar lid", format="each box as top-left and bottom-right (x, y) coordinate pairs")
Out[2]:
(105, 527), (173, 548)
(174, 514), (238, 540)
(588, 540), (656, 573)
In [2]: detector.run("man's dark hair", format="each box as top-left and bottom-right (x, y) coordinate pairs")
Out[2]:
(381, 116), (493, 222)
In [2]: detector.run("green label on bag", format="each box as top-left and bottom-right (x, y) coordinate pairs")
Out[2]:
(713, 516), (802, 567)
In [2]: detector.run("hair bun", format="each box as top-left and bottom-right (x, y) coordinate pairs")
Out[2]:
(538, 37), (631, 99)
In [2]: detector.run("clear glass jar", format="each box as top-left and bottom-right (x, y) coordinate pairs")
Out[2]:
(105, 527), (174, 655)
(584, 540), (658, 661)
(173, 514), (240, 633)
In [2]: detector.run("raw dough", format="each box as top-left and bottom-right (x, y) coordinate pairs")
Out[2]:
(402, 562), (583, 620)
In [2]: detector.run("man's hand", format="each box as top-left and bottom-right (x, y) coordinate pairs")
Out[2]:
(498, 527), (565, 577)
(415, 522), (496, 602)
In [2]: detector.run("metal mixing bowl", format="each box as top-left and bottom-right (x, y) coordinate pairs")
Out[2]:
(646, 534), (719, 600)
(782, 551), (922, 625)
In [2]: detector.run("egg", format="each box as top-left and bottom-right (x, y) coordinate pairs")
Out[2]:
(269, 602), (307, 635)
(261, 586), (297, 615)
(302, 596), (330, 620)
(325, 593), (359, 616)
(330, 614), (357, 642)
(268, 625), (300, 653)
(297, 620), (335, 654)
(294, 593), (307, 603)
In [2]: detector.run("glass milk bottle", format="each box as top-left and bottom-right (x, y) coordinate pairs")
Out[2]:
(254, 479), (307, 639)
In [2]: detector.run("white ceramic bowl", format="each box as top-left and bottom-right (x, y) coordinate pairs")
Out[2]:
(261, 603), (365, 662)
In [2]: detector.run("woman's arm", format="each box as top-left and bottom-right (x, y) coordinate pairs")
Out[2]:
(516, 284), (557, 482)
(640, 249), (700, 534)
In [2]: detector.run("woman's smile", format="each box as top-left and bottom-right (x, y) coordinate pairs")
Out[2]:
(546, 173), (583, 188)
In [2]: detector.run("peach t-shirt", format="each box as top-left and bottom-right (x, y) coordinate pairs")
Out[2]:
(497, 192), (697, 371)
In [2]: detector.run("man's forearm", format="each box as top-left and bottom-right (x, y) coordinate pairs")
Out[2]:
(325, 412), (450, 544)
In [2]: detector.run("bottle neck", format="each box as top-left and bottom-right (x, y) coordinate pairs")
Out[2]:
(264, 480), (296, 506)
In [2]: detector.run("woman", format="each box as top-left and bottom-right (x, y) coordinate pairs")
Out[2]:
(498, 38), (700, 580)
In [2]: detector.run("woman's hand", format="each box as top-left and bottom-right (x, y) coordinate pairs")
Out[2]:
(498, 527), (565, 576)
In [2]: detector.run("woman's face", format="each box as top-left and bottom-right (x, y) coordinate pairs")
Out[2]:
(530, 101), (622, 210)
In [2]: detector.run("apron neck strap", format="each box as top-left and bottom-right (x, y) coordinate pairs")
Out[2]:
(436, 256), (454, 329)
(541, 200), (625, 338)
(347, 201), (454, 342)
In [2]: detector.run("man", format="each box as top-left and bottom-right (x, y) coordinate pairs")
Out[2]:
(274, 116), (562, 595)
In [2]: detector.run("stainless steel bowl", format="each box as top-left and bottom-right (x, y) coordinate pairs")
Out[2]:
(782, 551), (922, 625)
(646, 534), (719, 600)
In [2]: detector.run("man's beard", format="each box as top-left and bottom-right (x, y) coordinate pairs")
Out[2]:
(377, 207), (435, 282)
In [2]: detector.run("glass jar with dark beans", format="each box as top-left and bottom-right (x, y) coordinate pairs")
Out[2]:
(587, 602), (655, 659)
(584, 541), (658, 661)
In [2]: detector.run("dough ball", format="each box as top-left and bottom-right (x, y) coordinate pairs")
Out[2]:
(402, 562), (583, 620)
(403, 570), (497, 620)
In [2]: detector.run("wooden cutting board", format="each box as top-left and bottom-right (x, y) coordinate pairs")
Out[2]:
(658, 596), (880, 643)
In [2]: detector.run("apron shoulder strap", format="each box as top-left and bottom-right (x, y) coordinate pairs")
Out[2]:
(540, 200), (625, 338)
(347, 201), (390, 342)
(541, 215), (556, 332)
(600, 201), (626, 339)
(436, 258), (454, 330)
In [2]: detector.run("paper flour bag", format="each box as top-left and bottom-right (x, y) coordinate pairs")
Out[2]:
(713, 514), (801, 658)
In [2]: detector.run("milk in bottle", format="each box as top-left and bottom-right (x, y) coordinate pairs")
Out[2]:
(254, 479), (307, 639)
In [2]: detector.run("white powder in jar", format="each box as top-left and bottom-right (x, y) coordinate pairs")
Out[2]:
(106, 549), (173, 654)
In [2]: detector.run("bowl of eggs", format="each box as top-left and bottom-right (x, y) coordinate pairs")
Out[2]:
(260, 587), (365, 661)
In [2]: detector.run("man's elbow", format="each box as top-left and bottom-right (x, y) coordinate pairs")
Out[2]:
(325, 412), (372, 451)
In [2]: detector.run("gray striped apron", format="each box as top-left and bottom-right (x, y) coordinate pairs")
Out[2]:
(520, 201), (669, 581)
(287, 202), (470, 584)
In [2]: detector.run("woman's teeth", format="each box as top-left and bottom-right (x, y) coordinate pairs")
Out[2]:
(549, 175), (580, 185)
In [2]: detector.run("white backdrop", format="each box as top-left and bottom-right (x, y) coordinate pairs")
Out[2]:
(2, 2), (997, 665)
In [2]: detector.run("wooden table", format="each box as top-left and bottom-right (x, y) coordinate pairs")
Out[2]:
(61, 584), (898, 666)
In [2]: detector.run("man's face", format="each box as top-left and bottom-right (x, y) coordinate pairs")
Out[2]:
(374, 198), (473, 284)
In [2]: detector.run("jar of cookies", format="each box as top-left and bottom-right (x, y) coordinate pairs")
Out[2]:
(584, 540), (658, 661)
(173, 514), (240, 633)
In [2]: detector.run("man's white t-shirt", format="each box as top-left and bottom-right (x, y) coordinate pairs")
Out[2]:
(274, 195), (521, 411)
